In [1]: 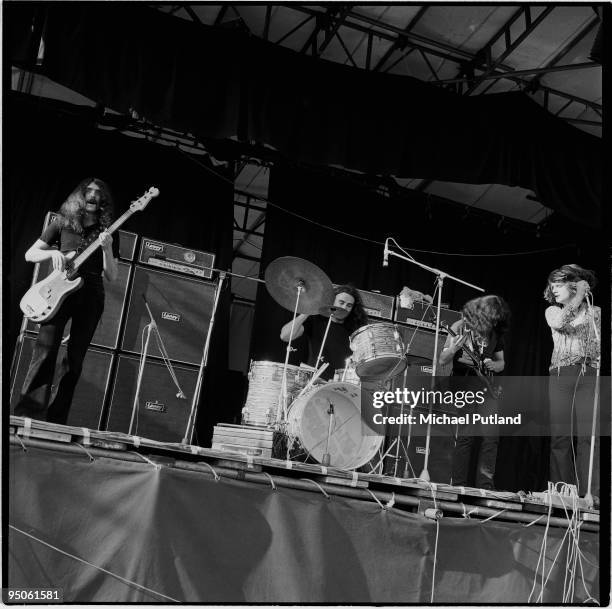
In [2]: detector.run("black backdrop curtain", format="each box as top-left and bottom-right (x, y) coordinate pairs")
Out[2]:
(6, 91), (234, 444)
(251, 165), (608, 492)
(5, 3), (602, 228)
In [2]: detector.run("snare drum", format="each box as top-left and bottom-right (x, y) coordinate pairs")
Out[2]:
(286, 381), (383, 470)
(242, 361), (313, 427)
(350, 322), (406, 380)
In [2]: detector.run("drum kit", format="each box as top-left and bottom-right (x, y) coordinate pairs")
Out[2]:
(241, 256), (410, 471)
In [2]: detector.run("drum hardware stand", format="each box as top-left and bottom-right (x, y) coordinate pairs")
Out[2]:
(130, 295), (187, 437)
(276, 282), (305, 426)
(369, 366), (412, 477)
(322, 401), (335, 466)
(182, 272), (226, 445)
(384, 237), (483, 481)
(315, 307), (338, 372)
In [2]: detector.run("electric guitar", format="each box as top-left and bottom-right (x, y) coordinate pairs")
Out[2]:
(20, 187), (159, 323)
(439, 320), (502, 399)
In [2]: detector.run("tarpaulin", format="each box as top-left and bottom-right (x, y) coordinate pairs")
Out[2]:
(8, 444), (600, 603)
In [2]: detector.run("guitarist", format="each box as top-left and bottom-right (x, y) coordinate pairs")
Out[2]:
(439, 295), (510, 490)
(15, 178), (119, 424)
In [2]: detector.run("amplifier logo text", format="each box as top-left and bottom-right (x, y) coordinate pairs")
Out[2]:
(145, 241), (164, 252)
(162, 312), (181, 322)
(146, 400), (166, 413)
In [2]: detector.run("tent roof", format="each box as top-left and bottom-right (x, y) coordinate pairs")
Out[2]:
(156, 4), (601, 223)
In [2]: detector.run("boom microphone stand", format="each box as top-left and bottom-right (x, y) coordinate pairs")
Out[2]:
(383, 237), (484, 481)
(129, 295), (187, 436)
(583, 291), (601, 508)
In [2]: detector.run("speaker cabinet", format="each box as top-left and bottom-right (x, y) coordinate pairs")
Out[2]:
(106, 354), (199, 442)
(397, 324), (448, 366)
(23, 261), (132, 349)
(121, 266), (216, 365)
(10, 333), (113, 430)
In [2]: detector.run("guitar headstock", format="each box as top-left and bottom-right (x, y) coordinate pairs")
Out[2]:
(130, 187), (159, 212)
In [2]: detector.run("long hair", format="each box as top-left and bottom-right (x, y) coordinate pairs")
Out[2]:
(335, 284), (369, 333)
(543, 264), (597, 305)
(57, 177), (114, 234)
(462, 294), (510, 339)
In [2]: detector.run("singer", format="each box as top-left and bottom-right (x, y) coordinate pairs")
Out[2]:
(544, 264), (601, 500)
(280, 284), (368, 380)
(14, 178), (120, 424)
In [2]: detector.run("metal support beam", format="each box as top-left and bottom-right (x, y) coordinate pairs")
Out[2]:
(382, 47), (415, 74)
(526, 16), (599, 93)
(335, 30), (358, 68)
(418, 49), (439, 80)
(437, 61), (599, 85)
(263, 5), (272, 41)
(275, 13), (315, 46)
(183, 5), (202, 24)
(318, 6), (351, 55)
(233, 213), (266, 254)
(464, 6), (555, 94)
(213, 5), (229, 26)
(365, 31), (373, 71)
(285, 4), (467, 66)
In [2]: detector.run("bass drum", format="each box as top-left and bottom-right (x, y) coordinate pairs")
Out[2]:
(286, 381), (383, 470)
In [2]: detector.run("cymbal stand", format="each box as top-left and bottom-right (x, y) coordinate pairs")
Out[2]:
(315, 313), (335, 372)
(276, 282), (304, 425)
(183, 272), (226, 445)
(384, 237), (484, 481)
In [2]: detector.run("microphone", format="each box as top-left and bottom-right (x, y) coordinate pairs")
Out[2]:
(383, 238), (389, 267)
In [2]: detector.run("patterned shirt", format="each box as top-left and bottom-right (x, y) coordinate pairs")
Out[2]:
(545, 304), (600, 370)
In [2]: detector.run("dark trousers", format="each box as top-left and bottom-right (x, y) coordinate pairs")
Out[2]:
(452, 398), (499, 490)
(14, 281), (104, 425)
(549, 365), (599, 497)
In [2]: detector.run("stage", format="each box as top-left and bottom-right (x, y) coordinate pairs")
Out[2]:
(8, 416), (600, 603)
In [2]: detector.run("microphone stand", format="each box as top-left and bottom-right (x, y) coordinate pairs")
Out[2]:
(583, 291), (601, 507)
(385, 241), (484, 481)
(129, 295), (187, 436)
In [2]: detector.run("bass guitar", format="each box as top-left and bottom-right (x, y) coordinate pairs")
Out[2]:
(20, 187), (159, 323)
(439, 319), (502, 399)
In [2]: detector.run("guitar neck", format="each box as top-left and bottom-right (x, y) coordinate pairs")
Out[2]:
(70, 209), (134, 271)
(443, 324), (488, 374)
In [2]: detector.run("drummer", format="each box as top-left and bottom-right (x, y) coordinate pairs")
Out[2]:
(280, 284), (368, 381)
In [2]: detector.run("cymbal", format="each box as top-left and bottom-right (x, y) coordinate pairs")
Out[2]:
(265, 256), (334, 315)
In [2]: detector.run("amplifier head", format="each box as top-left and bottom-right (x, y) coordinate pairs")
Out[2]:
(333, 285), (394, 320)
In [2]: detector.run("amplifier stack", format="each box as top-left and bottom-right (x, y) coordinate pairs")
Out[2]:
(11, 211), (218, 443)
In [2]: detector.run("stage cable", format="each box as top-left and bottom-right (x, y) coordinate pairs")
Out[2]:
(177, 148), (578, 259)
(8, 525), (180, 602)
